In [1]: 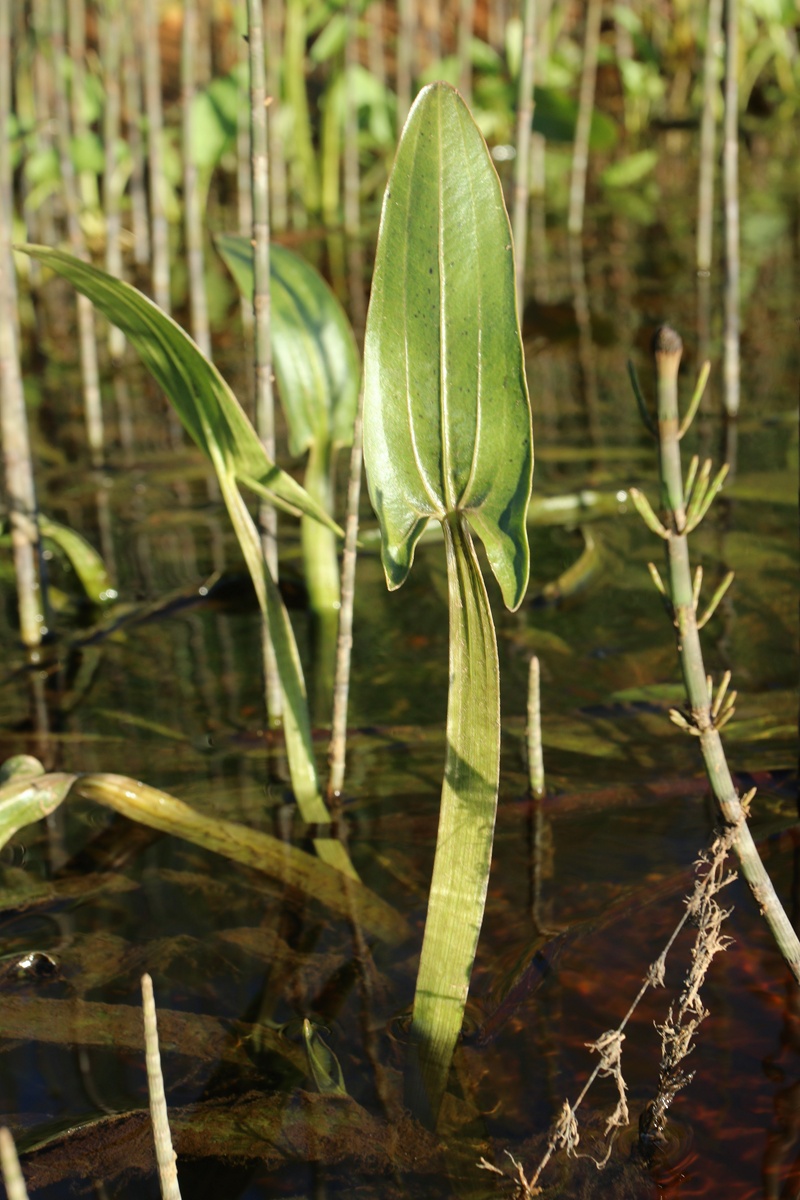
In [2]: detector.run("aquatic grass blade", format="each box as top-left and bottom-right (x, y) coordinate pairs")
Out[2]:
(216, 233), (360, 630)
(18, 246), (340, 535)
(19, 244), (350, 847)
(363, 82), (533, 1124)
(0, 763), (405, 944)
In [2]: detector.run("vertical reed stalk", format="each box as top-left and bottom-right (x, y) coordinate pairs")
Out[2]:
(265, 0), (289, 233)
(51, 0), (105, 466)
(327, 392), (364, 805)
(0, 1), (44, 649)
(343, 0), (360, 240)
(141, 975), (182, 1200)
(123, 21), (151, 268)
(567, 0), (602, 237)
(643, 329), (800, 978)
(143, 0), (171, 315)
(30, 0), (58, 259)
(512, 0), (537, 312)
(697, 0), (723, 273)
(284, 0), (319, 225)
(343, 0), (366, 337)
(526, 655), (545, 798)
(248, 0), (282, 722)
(367, 1), (386, 88)
(395, 0), (413, 130)
(722, 0), (740, 417)
(67, 0), (98, 210)
(182, 0), (212, 359)
(457, 0), (475, 104)
(0, 1129), (29, 1200)
(101, 0), (125, 361)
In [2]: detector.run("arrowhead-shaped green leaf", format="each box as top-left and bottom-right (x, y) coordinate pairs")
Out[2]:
(215, 234), (359, 457)
(363, 82), (533, 610)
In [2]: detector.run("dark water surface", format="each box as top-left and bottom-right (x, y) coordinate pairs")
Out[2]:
(1, 132), (798, 1197)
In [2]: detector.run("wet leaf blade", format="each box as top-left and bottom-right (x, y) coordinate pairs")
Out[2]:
(215, 234), (360, 455)
(19, 246), (340, 535)
(75, 774), (409, 944)
(0, 773), (77, 850)
(363, 82), (532, 608)
(39, 516), (117, 605)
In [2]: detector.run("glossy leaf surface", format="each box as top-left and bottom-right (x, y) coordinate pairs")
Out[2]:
(20, 246), (340, 533)
(215, 234), (359, 456)
(363, 82), (532, 609)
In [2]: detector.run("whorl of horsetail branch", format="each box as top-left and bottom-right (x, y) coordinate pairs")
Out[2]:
(634, 327), (800, 982)
(141, 974), (182, 1200)
(0, 1128), (29, 1200)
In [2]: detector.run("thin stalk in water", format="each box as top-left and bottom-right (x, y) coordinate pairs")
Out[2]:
(0, 1), (45, 649)
(124, 19), (151, 268)
(0, 1129), (29, 1200)
(697, 0), (723, 274)
(141, 974), (182, 1200)
(527, 655), (545, 799)
(567, 0), (602, 237)
(723, 0), (740, 417)
(265, 0), (289, 233)
(457, 0), (476, 104)
(247, 0), (282, 723)
(327, 391), (364, 805)
(634, 327), (799, 978)
(395, 0), (413, 130)
(143, 0), (171, 315)
(51, 0), (104, 466)
(101, 0), (125, 361)
(182, 0), (211, 359)
(512, 0), (537, 312)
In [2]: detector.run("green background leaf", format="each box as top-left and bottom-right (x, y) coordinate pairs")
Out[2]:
(215, 234), (359, 457)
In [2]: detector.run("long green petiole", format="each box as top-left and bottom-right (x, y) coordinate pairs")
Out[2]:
(406, 513), (501, 1123)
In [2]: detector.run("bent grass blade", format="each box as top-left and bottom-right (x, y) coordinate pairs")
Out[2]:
(18, 247), (354, 871)
(0, 763), (407, 944)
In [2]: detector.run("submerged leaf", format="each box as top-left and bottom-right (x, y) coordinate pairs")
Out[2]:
(363, 82), (532, 609)
(39, 516), (117, 605)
